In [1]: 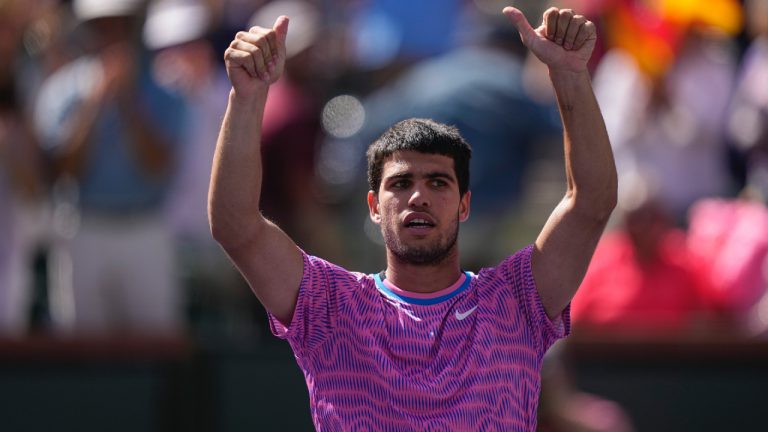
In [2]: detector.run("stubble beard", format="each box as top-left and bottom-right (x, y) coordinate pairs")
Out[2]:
(382, 218), (460, 266)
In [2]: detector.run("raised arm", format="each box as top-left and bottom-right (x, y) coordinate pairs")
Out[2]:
(504, 7), (618, 319)
(208, 16), (303, 325)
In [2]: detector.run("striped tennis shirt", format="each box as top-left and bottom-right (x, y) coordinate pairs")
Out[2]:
(268, 244), (570, 431)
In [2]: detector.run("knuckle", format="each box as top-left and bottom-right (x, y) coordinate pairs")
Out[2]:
(225, 50), (243, 63)
(251, 28), (270, 40)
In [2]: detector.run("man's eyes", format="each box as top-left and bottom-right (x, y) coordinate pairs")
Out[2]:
(389, 179), (449, 189)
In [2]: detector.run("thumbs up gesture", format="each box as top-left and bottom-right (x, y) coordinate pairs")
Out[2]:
(503, 7), (596, 73)
(224, 16), (290, 95)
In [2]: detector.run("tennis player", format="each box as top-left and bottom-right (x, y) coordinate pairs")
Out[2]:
(209, 5), (616, 430)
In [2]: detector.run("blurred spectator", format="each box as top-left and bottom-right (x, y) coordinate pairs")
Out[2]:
(0, 0), (50, 336)
(145, 0), (258, 340)
(346, 4), (559, 270)
(0, 99), (46, 337)
(572, 173), (710, 335)
(723, 0), (768, 336)
(593, 0), (742, 221)
(687, 198), (768, 330)
(34, 0), (186, 336)
(727, 0), (768, 202)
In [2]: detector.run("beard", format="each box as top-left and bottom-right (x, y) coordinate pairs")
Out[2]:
(382, 218), (460, 266)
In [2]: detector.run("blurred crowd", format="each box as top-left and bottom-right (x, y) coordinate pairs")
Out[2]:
(0, 0), (766, 352)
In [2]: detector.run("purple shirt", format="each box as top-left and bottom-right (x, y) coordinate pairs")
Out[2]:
(269, 244), (570, 431)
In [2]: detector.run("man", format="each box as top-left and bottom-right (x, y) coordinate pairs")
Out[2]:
(209, 6), (617, 431)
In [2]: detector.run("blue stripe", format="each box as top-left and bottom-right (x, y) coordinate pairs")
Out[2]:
(372, 272), (473, 305)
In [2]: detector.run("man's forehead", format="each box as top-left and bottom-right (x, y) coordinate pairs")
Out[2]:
(382, 150), (455, 176)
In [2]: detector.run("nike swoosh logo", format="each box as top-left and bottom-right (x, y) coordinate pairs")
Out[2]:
(455, 306), (478, 321)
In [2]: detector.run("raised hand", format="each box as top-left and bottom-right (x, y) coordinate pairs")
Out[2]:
(503, 7), (596, 73)
(224, 16), (289, 96)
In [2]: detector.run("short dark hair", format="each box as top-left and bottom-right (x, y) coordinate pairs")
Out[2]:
(366, 118), (472, 195)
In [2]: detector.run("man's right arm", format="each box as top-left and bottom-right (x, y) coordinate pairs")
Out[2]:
(208, 16), (303, 326)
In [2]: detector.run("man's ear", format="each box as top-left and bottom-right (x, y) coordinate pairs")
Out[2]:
(367, 190), (381, 224)
(459, 191), (471, 222)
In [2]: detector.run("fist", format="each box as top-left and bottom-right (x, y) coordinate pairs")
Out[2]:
(224, 16), (289, 93)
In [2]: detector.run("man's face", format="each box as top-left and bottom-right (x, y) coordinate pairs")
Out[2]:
(367, 150), (470, 266)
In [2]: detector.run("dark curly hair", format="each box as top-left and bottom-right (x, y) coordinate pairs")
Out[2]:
(366, 118), (472, 196)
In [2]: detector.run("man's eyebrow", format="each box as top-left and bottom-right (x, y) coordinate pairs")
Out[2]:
(385, 172), (413, 181)
(425, 171), (455, 181)
(385, 171), (456, 181)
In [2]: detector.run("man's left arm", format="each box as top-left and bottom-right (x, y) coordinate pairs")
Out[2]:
(504, 7), (618, 320)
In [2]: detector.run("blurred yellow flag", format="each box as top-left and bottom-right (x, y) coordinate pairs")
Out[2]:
(605, 0), (743, 78)
(657, 0), (743, 34)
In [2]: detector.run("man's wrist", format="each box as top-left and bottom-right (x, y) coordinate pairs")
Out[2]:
(548, 67), (594, 114)
(548, 67), (590, 82)
(229, 86), (269, 109)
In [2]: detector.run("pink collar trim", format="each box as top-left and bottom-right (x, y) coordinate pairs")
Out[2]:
(382, 273), (468, 299)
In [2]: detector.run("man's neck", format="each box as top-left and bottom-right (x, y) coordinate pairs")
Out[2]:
(384, 249), (463, 294)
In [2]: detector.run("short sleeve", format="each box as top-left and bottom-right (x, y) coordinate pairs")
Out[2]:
(500, 244), (571, 354)
(267, 251), (356, 357)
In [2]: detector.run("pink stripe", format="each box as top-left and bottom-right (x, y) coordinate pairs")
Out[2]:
(382, 273), (467, 299)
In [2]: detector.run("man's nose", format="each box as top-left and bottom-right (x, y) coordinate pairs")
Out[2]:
(408, 186), (430, 208)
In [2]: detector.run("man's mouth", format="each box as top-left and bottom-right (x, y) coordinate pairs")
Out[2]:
(405, 219), (435, 228)
(403, 213), (436, 230)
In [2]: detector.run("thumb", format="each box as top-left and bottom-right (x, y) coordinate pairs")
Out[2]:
(502, 7), (536, 47)
(273, 15), (290, 45)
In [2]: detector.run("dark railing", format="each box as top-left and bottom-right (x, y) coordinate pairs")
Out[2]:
(2, 333), (768, 432)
